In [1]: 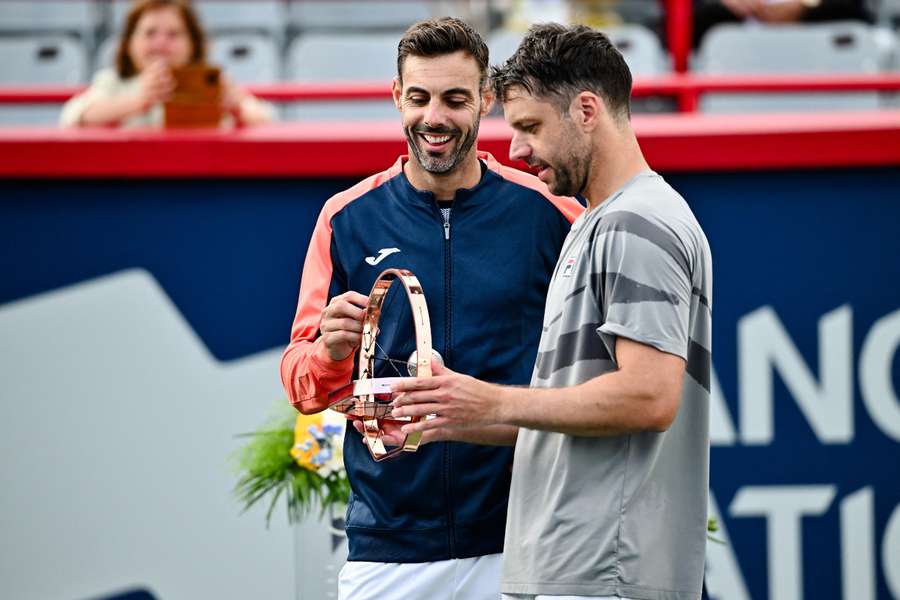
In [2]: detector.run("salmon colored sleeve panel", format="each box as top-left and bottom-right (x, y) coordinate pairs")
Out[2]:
(280, 166), (401, 414)
(481, 151), (585, 224)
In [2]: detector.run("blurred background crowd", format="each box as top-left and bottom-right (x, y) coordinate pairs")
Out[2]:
(0, 0), (897, 127)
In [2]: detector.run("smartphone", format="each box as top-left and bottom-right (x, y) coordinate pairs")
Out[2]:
(164, 64), (223, 128)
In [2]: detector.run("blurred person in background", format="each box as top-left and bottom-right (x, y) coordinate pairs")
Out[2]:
(60, 0), (272, 128)
(694, 0), (873, 45)
(503, 0), (661, 30)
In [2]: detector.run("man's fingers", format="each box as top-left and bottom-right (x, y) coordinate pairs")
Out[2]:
(320, 317), (364, 334)
(351, 418), (410, 446)
(320, 292), (368, 361)
(391, 389), (440, 408)
(341, 291), (369, 308)
(323, 303), (366, 324)
(321, 292), (369, 325)
(323, 298), (366, 319)
(401, 416), (452, 435)
(391, 401), (443, 418)
(322, 330), (361, 348)
(430, 360), (447, 376)
(326, 291), (369, 314)
(391, 376), (444, 395)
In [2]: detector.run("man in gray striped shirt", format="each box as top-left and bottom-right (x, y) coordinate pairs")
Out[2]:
(392, 23), (712, 600)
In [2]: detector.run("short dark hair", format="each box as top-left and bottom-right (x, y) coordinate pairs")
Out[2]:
(492, 23), (632, 119)
(116, 0), (206, 79)
(397, 17), (489, 86)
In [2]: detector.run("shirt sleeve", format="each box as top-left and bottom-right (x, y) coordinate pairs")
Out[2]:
(594, 209), (693, 361)
(280, 204), (355, 414)
(244, 94), (276, 122)
(59, 69), (120, 128)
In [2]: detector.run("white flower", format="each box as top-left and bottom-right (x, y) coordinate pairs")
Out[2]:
(322, 410), (347, 434)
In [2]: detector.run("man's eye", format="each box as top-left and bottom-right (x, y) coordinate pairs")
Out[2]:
(521, 124), (537, 134)
(446, 98), (466, 107)
(408, 97), (427, 105)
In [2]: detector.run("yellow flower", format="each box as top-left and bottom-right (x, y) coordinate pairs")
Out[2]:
(290, 412), (324, 471)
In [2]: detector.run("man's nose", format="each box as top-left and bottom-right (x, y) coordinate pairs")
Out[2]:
(509, 133), (531, 162)
(423, 100), (448, 128)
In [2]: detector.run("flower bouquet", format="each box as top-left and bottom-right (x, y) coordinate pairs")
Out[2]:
(234, 403), (351, 525)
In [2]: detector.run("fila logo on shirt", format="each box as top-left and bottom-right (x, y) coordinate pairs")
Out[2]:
(365, 248), (401, 266)
(562, 256), (577, 277)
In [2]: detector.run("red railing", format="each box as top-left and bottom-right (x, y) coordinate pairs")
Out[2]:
(2, 74), (899, 113)
(3, 111), (900, 177)
(665, 0), (692, 73)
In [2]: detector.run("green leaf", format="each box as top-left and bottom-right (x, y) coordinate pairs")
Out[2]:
(233, 400), (350, 526)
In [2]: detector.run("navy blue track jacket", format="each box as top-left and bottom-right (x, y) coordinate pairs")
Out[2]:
(281, 152), (582, 562)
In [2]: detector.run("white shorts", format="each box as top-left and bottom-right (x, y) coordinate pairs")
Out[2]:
(500, 594), (628, 600)
(339, 553), (503, 600)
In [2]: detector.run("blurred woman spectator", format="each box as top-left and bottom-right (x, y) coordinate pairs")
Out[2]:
(694, 0), (874, 46)
(61, 0), (273, 128)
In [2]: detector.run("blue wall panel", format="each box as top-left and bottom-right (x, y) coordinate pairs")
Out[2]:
(2, 167), (899, 598)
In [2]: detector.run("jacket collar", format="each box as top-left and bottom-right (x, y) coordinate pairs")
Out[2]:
(390, 151), (501, 207)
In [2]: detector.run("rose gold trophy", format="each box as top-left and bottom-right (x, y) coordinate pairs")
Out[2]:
(325, 268), (436, 462)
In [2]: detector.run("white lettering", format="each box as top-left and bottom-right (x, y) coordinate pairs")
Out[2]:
(739, 305), (853, 444)
(730, 485), (836, 600)
(704, 492), (750, 600)
(883, 501), (900, 598)
(859, 308), (900, 442)
(841, 487), (875, 600)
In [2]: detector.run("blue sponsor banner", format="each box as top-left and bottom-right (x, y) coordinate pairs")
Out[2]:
(1, 167), (898, 599)
(675, 170), (900, 600)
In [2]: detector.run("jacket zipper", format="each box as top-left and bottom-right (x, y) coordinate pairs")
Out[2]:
(437, 202), (455, 556)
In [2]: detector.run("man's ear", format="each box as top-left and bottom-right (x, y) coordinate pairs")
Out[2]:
(571, 91), (602, 132)
(391, 77), (403, 111)
(480, 86), (495, 117)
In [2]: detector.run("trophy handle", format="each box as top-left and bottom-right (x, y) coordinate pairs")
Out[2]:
(354, 268), (433, 461)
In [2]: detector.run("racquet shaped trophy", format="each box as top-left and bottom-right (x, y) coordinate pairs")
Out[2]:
(326, 268), (435, 462)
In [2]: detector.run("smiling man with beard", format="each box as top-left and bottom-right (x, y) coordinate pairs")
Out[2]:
(400, 59), (480, 177)
(281, 17), (583, 600)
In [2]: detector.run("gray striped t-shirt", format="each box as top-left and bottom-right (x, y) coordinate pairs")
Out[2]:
(502, 171), (712, 600)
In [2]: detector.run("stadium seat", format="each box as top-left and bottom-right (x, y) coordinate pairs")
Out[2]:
(696, 22), (897, 112)
(875, 0), (900, 28)
(615, 0), (664, 30)
(288, 1), (432, 31)
(93, 35), (118, 72)
(0, 35), (88, 125)
(284, 33), (399, 121)
(211, 34), (281, 84)
(490, 24), (669, 75)
(94, 33), (280, 83)
(0, 1), (100, 41)
(196, 1), (286, 37)
(109, 1), (131, 31)
(110, 0), (286, 38)
(489, 25), (674, 113)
